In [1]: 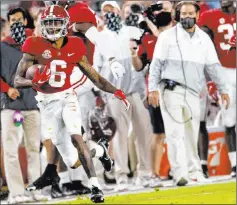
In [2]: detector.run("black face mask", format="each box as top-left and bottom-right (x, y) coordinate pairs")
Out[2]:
(155, 12), (172, 28)
(180, 17), (196, 29)
(125, 13), (139, 27)
(139, 21), (152, 34)
(104, 12), (122, 32)
(10, 21), (26, 45)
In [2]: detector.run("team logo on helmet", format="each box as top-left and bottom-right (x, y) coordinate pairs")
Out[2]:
(42, 49), (52, 59)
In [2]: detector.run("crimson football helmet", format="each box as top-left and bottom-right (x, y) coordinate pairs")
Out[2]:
(41, 5), (70, 41)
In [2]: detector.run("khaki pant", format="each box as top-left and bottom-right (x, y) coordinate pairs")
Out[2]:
(1, 109), (41, 197)
(106, 92), (152, 183)
(160, 84), (202, 181)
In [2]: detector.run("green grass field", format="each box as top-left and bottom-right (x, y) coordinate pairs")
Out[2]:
(59, 182), (236, 204)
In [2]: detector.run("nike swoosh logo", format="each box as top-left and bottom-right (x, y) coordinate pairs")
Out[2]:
(148, 41), (154, 44)
(68, 53), (75, 56)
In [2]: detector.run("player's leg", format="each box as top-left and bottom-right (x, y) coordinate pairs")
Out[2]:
(62, 92), (104, 203)
(222, 69), (236, 177)
(198, 89), (209, 178)
(78, 90), (113, 172)
(26, 102), (62, 191)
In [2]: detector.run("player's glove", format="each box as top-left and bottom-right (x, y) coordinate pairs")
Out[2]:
(32, 66), (51, 87)
(114, 89), (130, 111)
(207, 81), (218, 102)
(229, 35), (236, 49)
(109, 58), (126, 80)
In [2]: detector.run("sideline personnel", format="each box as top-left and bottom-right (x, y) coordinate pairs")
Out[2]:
(148, 1), (229, 186)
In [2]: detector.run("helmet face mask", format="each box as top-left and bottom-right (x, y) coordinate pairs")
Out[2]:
(41, 5), (70, 41)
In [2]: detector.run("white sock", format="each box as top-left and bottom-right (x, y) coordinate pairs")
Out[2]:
(69, 167), (84, 181)
(88, 177), (100, 189)
(228, 151), (236, 168)
(200, 160), (208, 165)
(58, 171), (70, 185)
(87, 140), (104, 158)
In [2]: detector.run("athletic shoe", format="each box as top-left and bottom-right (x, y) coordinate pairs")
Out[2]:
(174, 177), (188, 186)
(7, 195), (33, 204)
(90, 186), (104, 203)
(71, 180), (91, 195)
(149, 176), (163, 188)
(31, 190), (49, 201)
(230, 166), (236, 178)
(26, 170), (60, 191)
(201, 164), (209, 178)
(51, 183), (64, 199)
(98, 139), (113, 172)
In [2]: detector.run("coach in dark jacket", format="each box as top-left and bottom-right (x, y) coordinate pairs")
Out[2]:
(0, 7), (41, 203)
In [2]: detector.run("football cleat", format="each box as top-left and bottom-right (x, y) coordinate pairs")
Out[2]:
(98, 138), (113, 172)
(71, 180), (91, 195)
(51, 183), (64, 199)
(26, 171), (60, 191)
(90, 186), (104, 203)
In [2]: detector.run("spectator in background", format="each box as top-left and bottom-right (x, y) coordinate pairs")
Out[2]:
(0, 7), (45, 204)
(148, 1), (229, 186)
(94, 1), (152, 191)
(130, 1), (174, 186)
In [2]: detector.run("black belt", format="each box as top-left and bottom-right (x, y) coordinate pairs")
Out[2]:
(163, 79), (181, 91)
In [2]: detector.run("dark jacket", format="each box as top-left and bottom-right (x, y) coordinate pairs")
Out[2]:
(0, 40), (38, 110)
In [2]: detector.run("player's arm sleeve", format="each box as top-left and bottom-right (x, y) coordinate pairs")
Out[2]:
(0, 77), (10, 92)
(148, 32), (168, 92)
(204, 36), (228, 94)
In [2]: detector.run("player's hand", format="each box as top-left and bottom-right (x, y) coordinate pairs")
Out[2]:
(229, 35), (236, 48)
(114, 89), (130, 111)
(7, 87), (20, 100)
(130, 40), (138, 57)
(109, 58), (126, 80)
(207, 81), (219, 102)
(32, 66), (51, 87)
(148, 91), (159, 108)
(221, 93), (230, 110)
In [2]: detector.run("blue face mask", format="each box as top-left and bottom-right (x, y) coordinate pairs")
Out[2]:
(10, 21), (26, 45)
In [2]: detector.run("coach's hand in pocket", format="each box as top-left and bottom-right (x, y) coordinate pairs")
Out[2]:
(148, 91), (160, 108)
